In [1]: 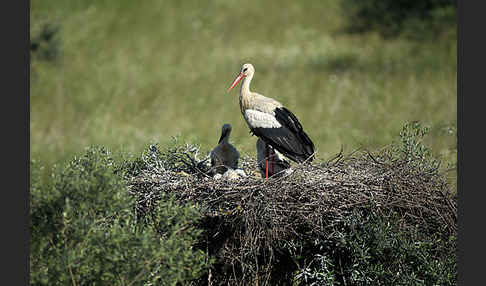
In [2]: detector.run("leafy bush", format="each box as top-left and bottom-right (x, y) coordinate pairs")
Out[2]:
(341, 0), (456, 38)
(30, 146), (207, 285)
(390, 121), (441, 172)
(293, 210), (456, 286)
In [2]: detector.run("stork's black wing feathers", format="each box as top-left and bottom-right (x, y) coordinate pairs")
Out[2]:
(275, 107), (303, 132)
(274, 107), (315, 161)
(252, 107), (315, 163)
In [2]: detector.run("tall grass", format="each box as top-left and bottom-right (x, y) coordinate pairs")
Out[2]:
(30, 0), (457, 189)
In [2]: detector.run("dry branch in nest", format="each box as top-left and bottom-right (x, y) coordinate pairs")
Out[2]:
(125, 142), (456, 285)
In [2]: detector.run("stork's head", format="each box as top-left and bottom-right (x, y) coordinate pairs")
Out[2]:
(240, 63), (254, 76)
(219, 123), (232, 143)
(228, 63), (254, 92)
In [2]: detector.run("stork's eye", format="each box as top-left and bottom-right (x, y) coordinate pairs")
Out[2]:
(243, 68), (248, 72)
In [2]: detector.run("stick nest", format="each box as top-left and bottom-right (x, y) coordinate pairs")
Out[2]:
(125, 141), (457, 284)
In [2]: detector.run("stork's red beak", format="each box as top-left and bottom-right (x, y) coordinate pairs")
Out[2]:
(227, 73), (245, 92)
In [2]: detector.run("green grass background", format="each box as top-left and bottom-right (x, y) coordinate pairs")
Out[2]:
(30, 0), (457, 188)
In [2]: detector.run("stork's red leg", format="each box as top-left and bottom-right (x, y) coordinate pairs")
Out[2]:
(266, 160), (269, 179)
(270, 147), (273, 176)
(265, 144), (269, 179)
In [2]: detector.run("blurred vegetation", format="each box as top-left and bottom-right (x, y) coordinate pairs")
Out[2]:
(341, 0), (456, 39)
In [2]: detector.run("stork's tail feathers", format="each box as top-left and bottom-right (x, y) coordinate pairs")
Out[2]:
(298, 129), (315, 163)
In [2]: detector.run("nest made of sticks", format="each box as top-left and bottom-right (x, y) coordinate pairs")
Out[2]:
(125, 141), (457, 284)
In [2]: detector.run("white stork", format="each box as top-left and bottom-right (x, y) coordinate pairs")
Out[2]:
(210, 123), (240, 175)
(256, 138), (291, 178)
(227, 63), (315, 178)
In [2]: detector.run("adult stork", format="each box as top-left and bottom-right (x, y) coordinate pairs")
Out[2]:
(227, 63), (315, 178)
(210, 123), (240, 175)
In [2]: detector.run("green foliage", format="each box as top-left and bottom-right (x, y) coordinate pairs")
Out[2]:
(30, 146), (207, 285)
(146, 196), (209, 284)
(396, 121), (431, 159)
(293, 253), (337, 285)
(389, 121), (441, 173)
(118, 143), (163, 179)
(342, 212), (456, 285)
(342, 0), (456, 39)
(293, 211), (456, 286)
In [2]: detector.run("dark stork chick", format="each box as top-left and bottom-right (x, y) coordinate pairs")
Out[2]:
(256, 138), (291, 178)
(227, 63), (315, 178)
(210, 123), (240, 175)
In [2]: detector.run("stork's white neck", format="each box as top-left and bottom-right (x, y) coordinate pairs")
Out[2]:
(239, 72), (253, 100)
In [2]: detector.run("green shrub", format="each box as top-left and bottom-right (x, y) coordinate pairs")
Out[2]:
(30, 146), (207, 285)
(341, 0), (456, 39)
(391, 121), (441, 172)
(294, 211), (456, 286)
